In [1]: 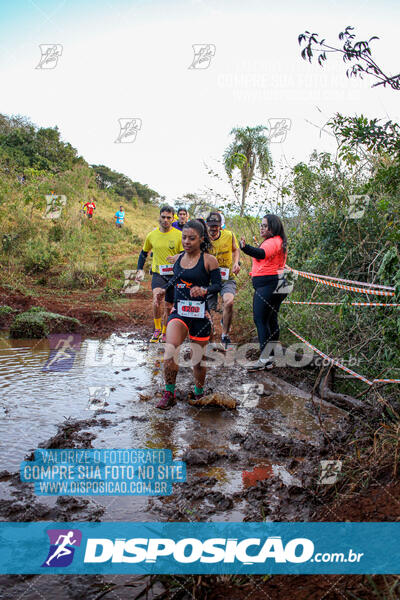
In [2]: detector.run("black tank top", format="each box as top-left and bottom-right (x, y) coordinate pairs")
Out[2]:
(173, 252), (210, 308)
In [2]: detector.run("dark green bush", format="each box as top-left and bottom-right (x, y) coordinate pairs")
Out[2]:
(10, 309), (80, 338)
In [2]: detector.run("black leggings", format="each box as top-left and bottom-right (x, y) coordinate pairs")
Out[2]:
(252, 279), (287, 354)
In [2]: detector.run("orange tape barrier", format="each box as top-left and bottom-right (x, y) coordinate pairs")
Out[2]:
(288, 328), (400, 386)
(284, 301), (400, 307)
(286, 266), (395, 291)
(286, 268), (395, 297)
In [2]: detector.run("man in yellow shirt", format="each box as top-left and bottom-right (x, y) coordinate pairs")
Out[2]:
(206, 212), (240, 348)
(135, 205), (183, 342)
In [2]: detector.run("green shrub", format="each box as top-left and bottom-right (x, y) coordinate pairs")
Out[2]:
(2, 233), (19, 253)
(10, 309), (81, 338)
(23, 239), (59, 273)
(0, 305), (17, 316)
(0, 305), (17, 326)
(57, 262), (103, 289)
(48, 223), (63, 242)
(92, 310), (115, 321)
(25, 306), (47, 313)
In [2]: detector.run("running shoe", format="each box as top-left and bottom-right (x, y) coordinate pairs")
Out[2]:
(156, 391), (176, 410)
(221, 334), (231, 349)
(150, 329), (161, 343)
(246, 358), (274, 372)
(160, 332), (166, 343)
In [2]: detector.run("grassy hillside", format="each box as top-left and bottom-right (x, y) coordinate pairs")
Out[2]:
(0, 114), (160, 299)
(0, 177), (159, 297)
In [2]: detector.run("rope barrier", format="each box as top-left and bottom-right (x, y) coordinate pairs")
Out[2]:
(287, 327), (374, 385)
(286, 266), (395, 291)
(288, 328), (400, 385)
(286, 268), (395, 297)
(284, 300), (400, 307)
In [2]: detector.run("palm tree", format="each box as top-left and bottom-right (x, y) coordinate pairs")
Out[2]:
(224, 126), (272, 216)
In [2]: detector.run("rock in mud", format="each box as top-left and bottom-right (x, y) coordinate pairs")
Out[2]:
(188, 392), (237, 409)
(181, 449), (219, 465)
(206, 491), (233, 511)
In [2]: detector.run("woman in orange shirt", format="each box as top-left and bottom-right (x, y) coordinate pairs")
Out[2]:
(240, 214), (288, 371)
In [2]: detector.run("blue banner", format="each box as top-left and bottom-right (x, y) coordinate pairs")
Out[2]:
(19, 449), (186, 496)
(0, 522), (399, 574)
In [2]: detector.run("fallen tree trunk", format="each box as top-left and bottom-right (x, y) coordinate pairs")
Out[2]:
(317, 368), (364, 411)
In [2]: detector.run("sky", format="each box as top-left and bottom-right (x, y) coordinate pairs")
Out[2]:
(0, 0), (399, 205)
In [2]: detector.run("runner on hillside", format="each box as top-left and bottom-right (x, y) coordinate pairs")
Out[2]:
(240, 214), (288, 371)
(115, 205), (125, 228)
(206, 212), (240, 349)
(155, 218), (222, 410)
(83, 198), (96, 219)
(135, 205), (183, 343)
(172, 208), (189, 231)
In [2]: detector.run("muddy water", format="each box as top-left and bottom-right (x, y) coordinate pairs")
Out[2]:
(0, 331), (349, 598)
(0, 331), (345, 525)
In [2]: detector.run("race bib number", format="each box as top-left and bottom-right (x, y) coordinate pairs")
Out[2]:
(177, 300), (205, 319)
(159, 264), (174, 276)
(220, 267), (230, 280)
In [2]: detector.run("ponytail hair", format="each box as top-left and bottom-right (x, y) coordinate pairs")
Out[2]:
(264, 214), (287, 254)
(183, 218), (212, 252)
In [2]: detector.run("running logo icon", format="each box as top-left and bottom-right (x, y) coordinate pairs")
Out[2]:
(42, 334), (81, 372)
(115, 118), (142, 143)
(42, 529), (82, 567)
(44, 194), (67, 220)
(87, 386), (111, 410)
(188, 44), (216, 69)
(267, 118), (291, 143)
(36, 44), (63, 69)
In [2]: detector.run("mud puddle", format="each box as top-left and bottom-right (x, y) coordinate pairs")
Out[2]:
(0, 330), (349, 598)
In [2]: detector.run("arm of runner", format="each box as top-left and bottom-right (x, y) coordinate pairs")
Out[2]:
(190, 255), (222, 297)
(232, 233), (240, 274)
(167, 254), (181, 263)
(240, 243), (266, 259)
(136, 234), (152, 278)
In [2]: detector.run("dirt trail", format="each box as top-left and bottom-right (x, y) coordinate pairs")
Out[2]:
(0, 291), (397, 599)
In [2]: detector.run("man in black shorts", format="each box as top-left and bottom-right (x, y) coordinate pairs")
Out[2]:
(135, 206), (183, 343)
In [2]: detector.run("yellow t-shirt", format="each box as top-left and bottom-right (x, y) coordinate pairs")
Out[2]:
(209, 229), (238, 278)
(143, 227), (183, 274)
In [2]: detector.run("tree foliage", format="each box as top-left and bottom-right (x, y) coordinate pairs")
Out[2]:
(0, 114), (84, 173)
(224, 126), (272, 216)
(91, 164), (159, 204)
(298, 26), (400, 90)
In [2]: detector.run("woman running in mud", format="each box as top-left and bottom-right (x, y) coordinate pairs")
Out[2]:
(155, 219), (222, 410)
(240, 214), (288, 371)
